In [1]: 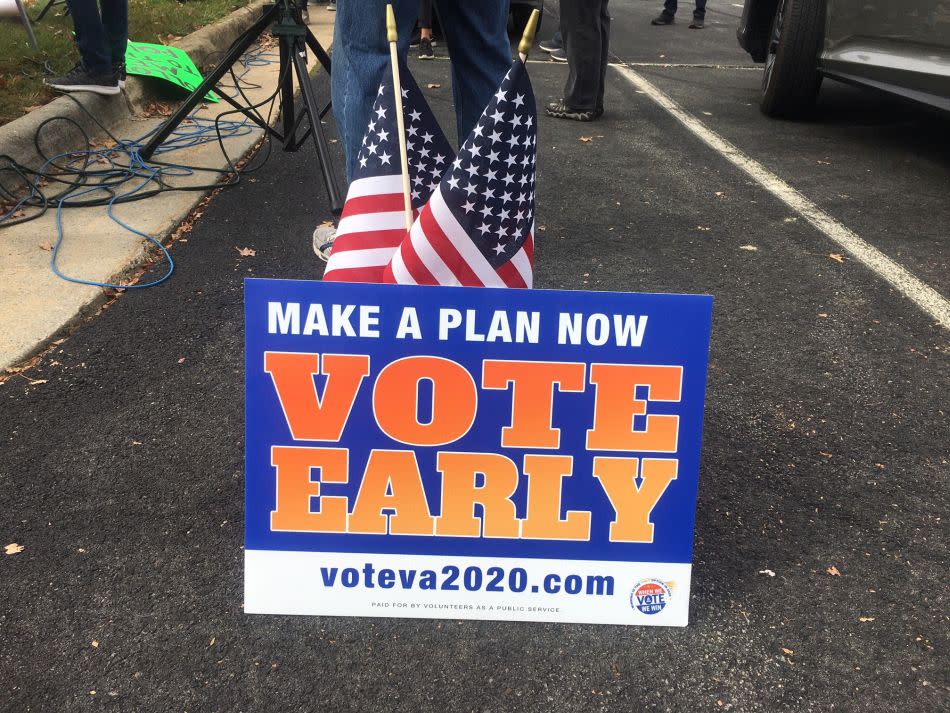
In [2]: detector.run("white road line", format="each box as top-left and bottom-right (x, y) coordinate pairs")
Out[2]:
(614, 64), (950, 331)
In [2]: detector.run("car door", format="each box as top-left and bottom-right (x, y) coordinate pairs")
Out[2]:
(821, 0), (950, 105)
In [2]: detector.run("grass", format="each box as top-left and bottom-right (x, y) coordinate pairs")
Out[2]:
(0, 0), (253, 127)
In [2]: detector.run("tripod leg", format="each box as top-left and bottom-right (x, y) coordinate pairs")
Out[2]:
(305, 29), (332, 73)
(278, 36), (297, 148)
(291, 40), (343, 214)
(140, 4), (278, 160)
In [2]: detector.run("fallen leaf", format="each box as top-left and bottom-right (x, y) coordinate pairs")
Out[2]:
(27, 379), (47, 385)
(236, 247), (257, 257)
(537, 225), (546, 232)
(816, 160), (831, 165)
(739, 245), (758, 251)
(819, 451), (833, 458)
(696, 226), (711, 232)
(714, 191), (724, 197)
(758, 569), (776, 577)
(426, 83), (441, 89)
(782, 647), (794, 655)
(177, 357), (186, 364)
(875, 463), (885, 470)
(209, 637), (216, 646)
(91, 640), (99, 648)
(4, 543), (25, 555)
(826, 566), (841, 576)
(39, 241), (53, 252)
(817, 312), (828, 318)
(702, 111), (712, 116)
(829, 253), (845, 263)
(579, 136), (593, 143)
(859, 616), (875, 622)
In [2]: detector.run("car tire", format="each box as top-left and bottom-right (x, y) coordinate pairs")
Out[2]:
(760, 0), (825, 118)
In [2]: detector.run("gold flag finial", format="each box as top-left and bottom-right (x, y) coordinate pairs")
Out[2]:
(518, 9), (540, 57)
(386, 4), (398, 43)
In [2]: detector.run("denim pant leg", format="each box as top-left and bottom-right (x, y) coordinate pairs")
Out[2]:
(560, 0), (610, 111)
(663, 0), (677, 17)
(100, 0), (128, 64)
(418, 0), (434, 29)
(432, 0), (510, 143)
(331, 0), (416, 182)
(595, 1), (610, 111)
(65, 0), (110, 72)
(693, 0), (707, 20)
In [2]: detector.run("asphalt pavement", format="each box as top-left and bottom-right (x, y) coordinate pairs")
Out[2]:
(1, 1), (947, 711)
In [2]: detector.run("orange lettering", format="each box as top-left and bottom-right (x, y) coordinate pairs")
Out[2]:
(270, 446), (348, 532)
(435, 452), (520, 538)
(586, 364), (681, 452)
(264, 352), (369, 441)
(373, 357), (476, 446)
(593, 457), (677, 542)
(348, 450), (434, 535)
(482, 360), (585, 448)
(521, 454), (590, 540)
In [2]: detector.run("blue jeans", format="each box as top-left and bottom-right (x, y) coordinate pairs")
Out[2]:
(663, 0), (706, 20)
(65, 0), (128, 73)
(332, 0), (512, 182)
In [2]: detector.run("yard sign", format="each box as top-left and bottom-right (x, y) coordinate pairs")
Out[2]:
(245, 279), (712, 626)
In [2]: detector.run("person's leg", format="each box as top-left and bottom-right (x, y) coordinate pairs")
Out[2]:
(693, 0), (706, 20)
(560, 0), (604, 112)
(99, 0), (128, 66)
(595, 0), (610, 114)
(418, 0), (434, 58)
(332, 0), (416, 182)
(432, 0), (510, 144)
(418, 0), (433, 30)
(64, 0), (111, 72)
(664, 0), (677, 17)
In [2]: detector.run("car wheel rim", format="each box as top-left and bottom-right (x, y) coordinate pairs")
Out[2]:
(763, 0), (789, 89)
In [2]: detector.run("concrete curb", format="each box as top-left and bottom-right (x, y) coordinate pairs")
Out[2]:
(0, 0), (267, 173)
(123, 0), (268, 115)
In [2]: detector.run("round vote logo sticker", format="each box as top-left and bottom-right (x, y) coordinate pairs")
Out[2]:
(631, 579), (672, 615)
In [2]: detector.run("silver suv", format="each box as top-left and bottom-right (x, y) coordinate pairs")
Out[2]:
(737, 0), (950, 116)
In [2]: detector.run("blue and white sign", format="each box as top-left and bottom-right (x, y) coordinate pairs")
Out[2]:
(245, 279), (712, 626)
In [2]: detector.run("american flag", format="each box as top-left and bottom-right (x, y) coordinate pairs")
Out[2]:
(383, 59), (536, 288)
(322, 61), (455, 283)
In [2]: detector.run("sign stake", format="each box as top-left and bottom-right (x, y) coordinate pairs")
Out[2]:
(386, 4), (414, 233)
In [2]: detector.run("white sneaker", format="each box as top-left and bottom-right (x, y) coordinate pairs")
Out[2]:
(313, 223), (337, 261)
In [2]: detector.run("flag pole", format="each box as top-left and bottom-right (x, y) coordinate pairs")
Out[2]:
(518, 9), (540, 63)
(386, 4), (414, 232)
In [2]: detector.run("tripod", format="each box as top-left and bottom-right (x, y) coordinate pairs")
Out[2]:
(140, 0), (343, 213)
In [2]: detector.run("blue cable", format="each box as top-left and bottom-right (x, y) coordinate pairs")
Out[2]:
(0, 46), (280, 289)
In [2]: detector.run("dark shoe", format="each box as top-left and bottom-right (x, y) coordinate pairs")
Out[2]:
(651, 13), (675, 25)
(550, 48), (567, 63)
(113, 61), (127, 89)
(539, 31), (562, 53)
(45, 63), (119, 96)
(689, 18), (704, 28)
(545, 101), (596, 122)
(418, 38), (434, 59)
